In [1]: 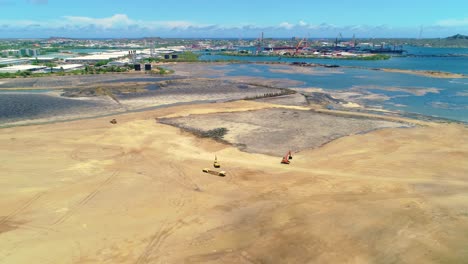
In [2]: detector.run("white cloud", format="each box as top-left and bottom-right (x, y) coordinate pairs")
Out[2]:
(0, 14), (201, 31)
(437, 18), (468, 27)
(0, 13), (466, 38)
(148, 20), (198, 30)
(279, 22), (294, 29)
(63, 14), (134, 29)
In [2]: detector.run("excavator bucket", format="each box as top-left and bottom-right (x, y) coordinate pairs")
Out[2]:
(288, 151), (293, 160)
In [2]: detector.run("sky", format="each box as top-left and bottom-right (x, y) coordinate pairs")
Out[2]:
(0, 0), (467, 38)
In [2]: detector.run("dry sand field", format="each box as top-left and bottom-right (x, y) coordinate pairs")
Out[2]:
(1, 99), (468, 264)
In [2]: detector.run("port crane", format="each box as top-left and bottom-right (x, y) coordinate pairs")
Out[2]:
(335, 32), (343, 48)
(292, 38), (306, 56)
(256, 32), (264, 55)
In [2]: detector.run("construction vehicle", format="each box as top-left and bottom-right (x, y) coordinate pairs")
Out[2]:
(281, 150), (293, 164)
(203, 168), (226, 177)
(110, 119), (117, 124)
(213, 155), (220, 168)
(292, 38), (305, 56)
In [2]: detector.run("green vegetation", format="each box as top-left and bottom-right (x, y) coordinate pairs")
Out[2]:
(0, 72), (17, 78)
(0, 64), (7, 68)
(84, 65), (130, 74)
(44, 62), (58, 68)
(177, 51), (200, 61)
(0, 64), (132, 79)
(447, 34), (468, 40)
(143, 51), (200, 63)
(94, 60), (110, 67)
(150, 66), (174, 75)
(0, 71), (33, 78)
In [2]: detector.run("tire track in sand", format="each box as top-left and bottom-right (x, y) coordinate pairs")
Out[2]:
(135, 219), (185, 264)
(52, 170), (119, 225)
(135, 195), (188, 264)
(0, 192), (44, 225)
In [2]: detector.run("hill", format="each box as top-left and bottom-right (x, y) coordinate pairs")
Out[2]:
(446, 34), (468, 40)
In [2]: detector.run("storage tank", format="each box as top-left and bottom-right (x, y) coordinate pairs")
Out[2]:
(134, 64), (141, 71)
(144, 64), (152, 71)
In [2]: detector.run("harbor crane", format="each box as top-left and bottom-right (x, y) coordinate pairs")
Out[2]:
(292, 38), (306, 56)
(256, 32), (264, 54)
(335, 32), (343, 48)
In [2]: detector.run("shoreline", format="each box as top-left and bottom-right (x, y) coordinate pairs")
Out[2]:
(1, 94), (464, 130)
(379, 68), (467, 78)
(1, 61), (467, 84)
(1, 63), (467, 127)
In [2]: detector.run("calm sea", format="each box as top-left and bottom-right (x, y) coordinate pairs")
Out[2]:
(199, 47), (468, 122)
(200, 46), (468, 75)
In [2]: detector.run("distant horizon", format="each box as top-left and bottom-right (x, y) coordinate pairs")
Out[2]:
(0, 35), (466, 41)
(1, 0), (467, 38)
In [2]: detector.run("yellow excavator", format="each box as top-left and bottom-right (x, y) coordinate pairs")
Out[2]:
(202, 155), (225, 177)
(213, 155), (221, 168)
(202, 168), (226, 177)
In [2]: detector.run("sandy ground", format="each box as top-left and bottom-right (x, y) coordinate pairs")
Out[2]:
(253, 93), (309, 106)
(1, 100), (468, 264)
(380, 68), (467, 78)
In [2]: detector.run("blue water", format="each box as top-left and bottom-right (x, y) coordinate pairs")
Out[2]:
(404, 46), (468, 56)
(200, 46), (468, 75)
(198, 63), (468, 122)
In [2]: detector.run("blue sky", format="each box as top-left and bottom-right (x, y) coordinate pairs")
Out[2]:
(0, 0), (467, 38)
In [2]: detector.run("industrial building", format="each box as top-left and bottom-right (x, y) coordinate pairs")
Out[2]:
(0, 64), (47, 73)
(0, 58), (32, 66)
(65, 50), (130, 63)
(47, 64), (84, 72)
(20, 49), (40, 57)
(1, 49), (21, 57)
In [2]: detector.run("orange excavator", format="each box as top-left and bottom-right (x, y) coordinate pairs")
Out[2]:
(281, 150), (293, 164)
